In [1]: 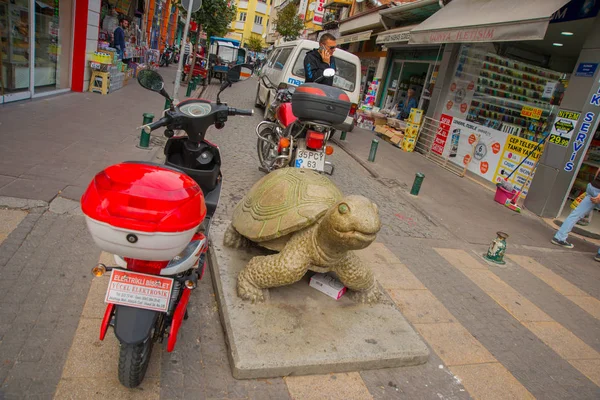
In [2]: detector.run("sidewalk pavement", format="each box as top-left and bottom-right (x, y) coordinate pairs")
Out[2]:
(0, 67), (201, 203)
(332, 127), (599, 254)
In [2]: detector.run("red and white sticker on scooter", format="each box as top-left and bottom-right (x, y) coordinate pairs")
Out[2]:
(105, 269), (174, 312)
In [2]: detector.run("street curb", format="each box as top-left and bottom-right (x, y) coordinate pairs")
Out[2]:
(331, 138), (380, 179)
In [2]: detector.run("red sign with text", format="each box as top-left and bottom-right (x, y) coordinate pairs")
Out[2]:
(432, 114), (453, 156)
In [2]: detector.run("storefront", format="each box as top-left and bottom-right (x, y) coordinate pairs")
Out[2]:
(406, 0), (600, 228)
(1, 0), (74, 103)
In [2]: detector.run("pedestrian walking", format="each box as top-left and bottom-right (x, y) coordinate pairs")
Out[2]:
(551, 169), (600, 259)
(183, 37), (192, 66)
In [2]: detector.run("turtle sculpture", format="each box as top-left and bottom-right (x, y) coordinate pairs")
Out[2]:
(223, 168), (382, 304)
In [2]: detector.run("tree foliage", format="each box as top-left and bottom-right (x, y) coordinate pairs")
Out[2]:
(276, 3), (304, 41)
(176, 0), (237, 40)
(246, 36), (264, 52)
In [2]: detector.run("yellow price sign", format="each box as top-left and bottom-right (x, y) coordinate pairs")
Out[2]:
(521, 106), (543, 120)
(549, 134), (570, 147)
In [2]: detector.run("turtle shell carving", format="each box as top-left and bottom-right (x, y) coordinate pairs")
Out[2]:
(231, 168), (343, 242)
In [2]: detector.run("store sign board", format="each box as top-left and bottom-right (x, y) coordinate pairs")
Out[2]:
(575, 63), (598, 78)
(313, 0), (326, 25)
(337, 31), (372, 45)
(376, 31), (411, 44)
(492, 136), (543, 199)
(549, 110), (580, 148)
(298, 0), (309, 20)
(520, 106), (543, 120)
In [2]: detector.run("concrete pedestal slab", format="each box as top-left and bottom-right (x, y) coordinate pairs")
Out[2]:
(207, 220), (430, 379)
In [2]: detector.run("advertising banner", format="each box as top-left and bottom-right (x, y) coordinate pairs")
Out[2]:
(549, 110), (581, 148)
(492, 136), (543, 199)
(432, 114), (453, 155)
(442, 117), (506, 181)
(298, 0), (309, 20)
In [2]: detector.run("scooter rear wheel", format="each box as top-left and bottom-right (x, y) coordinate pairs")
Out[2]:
(118, 336), (154, 388)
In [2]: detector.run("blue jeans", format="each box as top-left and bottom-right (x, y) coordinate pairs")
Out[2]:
(555, 184), (600, 248)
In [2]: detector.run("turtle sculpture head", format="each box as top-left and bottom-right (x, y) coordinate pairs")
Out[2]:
(317, 195), (381, 254)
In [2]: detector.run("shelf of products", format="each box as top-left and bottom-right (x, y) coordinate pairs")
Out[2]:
(455, 44), (565, 143)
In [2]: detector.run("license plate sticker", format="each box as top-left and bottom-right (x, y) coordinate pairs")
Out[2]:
(105, 269), (174, 312)
(295, 148), (325, 171)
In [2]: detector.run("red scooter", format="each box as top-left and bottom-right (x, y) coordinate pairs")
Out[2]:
(256, 69), (354, 175)
(80, 64), (254, 388)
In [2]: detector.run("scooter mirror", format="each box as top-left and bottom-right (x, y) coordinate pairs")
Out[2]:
(137, 70), (165, 92)
(227, 64), (254, 83)
(323, 68), (336, 78)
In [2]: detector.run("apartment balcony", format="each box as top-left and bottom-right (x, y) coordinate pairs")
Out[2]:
(235, 21), (245, 30)
(238, 0), (248, 9)
(252, 24), (264, 34)
(256, 1), (268, 14)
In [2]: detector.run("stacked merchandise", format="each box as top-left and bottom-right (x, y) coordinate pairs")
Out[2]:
(361, 79), (380, 110)
(109, 65), (125, 92)
(401, 109), (423, 152)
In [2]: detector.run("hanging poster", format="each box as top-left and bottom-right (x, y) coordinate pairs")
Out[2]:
(492, 136), (544, 199)
(549, 110), (581, 147)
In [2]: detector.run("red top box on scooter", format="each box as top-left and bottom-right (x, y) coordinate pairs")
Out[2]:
(81, 162), (206, 261)
(292, 83), (351, 126)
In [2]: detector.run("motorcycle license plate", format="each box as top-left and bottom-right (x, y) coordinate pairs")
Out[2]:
(105, 269), (174, 313)
(295, 148), (325, 171)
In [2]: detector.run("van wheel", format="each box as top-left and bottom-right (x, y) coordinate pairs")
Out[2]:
(255, 84), (263, 108)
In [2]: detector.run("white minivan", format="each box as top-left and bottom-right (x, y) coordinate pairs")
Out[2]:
(255, 39), (361, 132)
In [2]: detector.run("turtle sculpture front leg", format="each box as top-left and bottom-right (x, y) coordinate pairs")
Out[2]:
(333, 251), (381, 304)
(237, 233), (311, 302)
(223, 223), (251, 248)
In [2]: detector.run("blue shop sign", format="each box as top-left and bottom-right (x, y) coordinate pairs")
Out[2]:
(575, 63), (599, 77)
(551, 0), (600, 23)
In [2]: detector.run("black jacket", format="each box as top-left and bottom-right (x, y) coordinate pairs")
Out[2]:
(303, 49), (336, 86)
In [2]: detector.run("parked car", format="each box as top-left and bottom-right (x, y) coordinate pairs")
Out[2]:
(254, 40), (360, 132)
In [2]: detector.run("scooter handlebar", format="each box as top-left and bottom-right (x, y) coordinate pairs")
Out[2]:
(228, 108), (254, 117)
(142, 116), (171, 133)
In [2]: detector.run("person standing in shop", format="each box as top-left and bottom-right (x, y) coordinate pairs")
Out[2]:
(114, 18), (128, 60)
(183, 37), (192, 65)
(396, 88), (418, 120)
(551, 170), (600, 258)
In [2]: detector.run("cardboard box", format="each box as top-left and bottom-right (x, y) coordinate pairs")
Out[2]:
(408, 108), (424, 125)
(390, 134), (404, 145)
(309, 273), (347, 300)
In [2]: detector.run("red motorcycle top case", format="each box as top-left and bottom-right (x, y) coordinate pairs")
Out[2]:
(277, 102), (297, 128)
(81, 163), (206, 261)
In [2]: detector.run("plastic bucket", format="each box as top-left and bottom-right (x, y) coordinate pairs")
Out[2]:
(494, 186), (516, 205)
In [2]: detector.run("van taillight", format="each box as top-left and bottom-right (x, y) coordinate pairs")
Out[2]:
(124, 258), (169, 275)
(349, 103), (358, 117)
(306, 131), (325, 150)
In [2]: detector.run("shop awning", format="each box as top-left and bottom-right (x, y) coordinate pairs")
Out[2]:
(337, 30), (372, 45)
(376, 24), (419, 45)
(339, 5), (388, 35)
(324, 0), (352, 10)
(409, 0), (572, 45)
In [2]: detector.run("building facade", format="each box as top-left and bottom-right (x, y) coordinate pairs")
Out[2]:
(227, 0), (271, 48)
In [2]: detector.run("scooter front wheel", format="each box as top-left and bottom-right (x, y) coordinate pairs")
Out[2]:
(118, 336), (154, 388)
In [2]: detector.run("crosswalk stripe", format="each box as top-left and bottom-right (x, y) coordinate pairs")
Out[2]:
(436, 248), (600, 387)
(54, 252), (161, 399)
(355, 244), (534, 400)
(509, 255), (600, 320)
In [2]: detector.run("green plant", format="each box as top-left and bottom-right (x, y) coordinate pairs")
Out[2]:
(246, 36), (264, 53)
(176, 0), (237, 39)
(276, 3), (304, 41)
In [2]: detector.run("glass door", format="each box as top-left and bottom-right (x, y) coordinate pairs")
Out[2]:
(381, 60), (403, 109)
(1, 0), (31, 103)
(34, 0), (72, 94)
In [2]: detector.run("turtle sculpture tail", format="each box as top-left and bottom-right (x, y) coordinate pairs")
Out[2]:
(223, 224), (251, 248)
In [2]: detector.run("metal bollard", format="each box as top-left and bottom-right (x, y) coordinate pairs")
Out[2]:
(368, 139), (379, 162)
(164, 98), (171, 110)
(340, 131), (347, 141)
(190, 77), (197, 92)
(138, 113), (154, 149)
(186, 82), (193, 97)
(410, 173), (425, 196)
